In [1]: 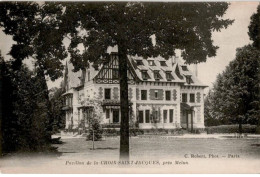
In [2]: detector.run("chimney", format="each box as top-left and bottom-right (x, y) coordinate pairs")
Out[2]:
(172, 56), (178, 66)
(194, 64), (198, 77)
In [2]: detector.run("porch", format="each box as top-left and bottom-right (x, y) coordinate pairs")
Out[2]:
(101, 99), (133, 124)
(181, 102), (195, 132)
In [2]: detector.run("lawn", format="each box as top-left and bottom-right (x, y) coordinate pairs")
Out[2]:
(54, 135), (260, 161)
(1, 135), (260, 173)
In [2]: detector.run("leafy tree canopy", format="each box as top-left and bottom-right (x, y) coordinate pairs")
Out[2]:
(61, 2), (234, 71)
(0, 2), (67, 80)
(205, 45), (260, 130)
(248, 4), (260, 49)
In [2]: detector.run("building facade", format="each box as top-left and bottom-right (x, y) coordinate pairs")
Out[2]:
(62, 52), (207, 132)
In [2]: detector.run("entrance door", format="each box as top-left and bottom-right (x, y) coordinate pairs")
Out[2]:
(187, 111), (194, 132)
(113, 109), (119, 123)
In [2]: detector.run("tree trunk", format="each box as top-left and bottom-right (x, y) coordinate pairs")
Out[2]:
(118, 45), (130, 160)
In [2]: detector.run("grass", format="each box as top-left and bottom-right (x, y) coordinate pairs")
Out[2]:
(1, 136), (260, 173)
(53, 136), (260, 160)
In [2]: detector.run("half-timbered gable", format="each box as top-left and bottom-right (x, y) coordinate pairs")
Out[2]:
(93, 53), (138, 85)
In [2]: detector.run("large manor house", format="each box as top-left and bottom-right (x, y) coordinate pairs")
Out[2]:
(62, 51), (207, 132)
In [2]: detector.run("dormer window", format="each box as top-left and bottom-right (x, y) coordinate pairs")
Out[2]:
(141, 70), (150, 80)
(160, 61), (167, 67)
(136, 60), (144, 66)
(186, 76), (193, 84)
(148, 60), (156, 66)
(181, 66), (188, 71)
(154, 71), (162, 80)
(166, 71), (174, 81)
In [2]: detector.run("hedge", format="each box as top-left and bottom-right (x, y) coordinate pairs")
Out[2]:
(206, 124), (260, 134)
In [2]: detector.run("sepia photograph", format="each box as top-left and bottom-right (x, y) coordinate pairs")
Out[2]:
(0, 1), (259, 174)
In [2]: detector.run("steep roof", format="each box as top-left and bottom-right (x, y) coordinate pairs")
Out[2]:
(67, 61), (82, 88)
(129, 55), (207, 87)
(65, 54), (207, 88)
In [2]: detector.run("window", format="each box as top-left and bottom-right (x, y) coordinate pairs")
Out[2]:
(136, 60), (144, 66)
(166, 72), (174, 81)
(112, 69), (119, 79)
(68, 96), (72, 106)
(155, 90), (158, 99)
(154, 71), (162, 80)
(139, 110), (144, 123)
(154, 110), (159, 123)
(141, 90), (147, 100)
(141, 71), (150, 80)
(145, 110), (150, 123)
(104, 88), (111, 100)
(182, 93), (187, 103)
(169, 109), (174, 123)
(190, 93), (195, 103)
(106, 109), (110, 119)
(113, 109), (119, 123)
(163, 110), (168, 123)
(181, 66), (188, 71)
(166, 91), (171, 101)
(186, 76), (193, 84)
(148, 60), (156, 66)
(160, 61), (167, 66)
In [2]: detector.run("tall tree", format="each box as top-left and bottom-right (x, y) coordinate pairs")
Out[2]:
(205, 45), (260, 133)
(0, 58), (56, 153)
(61, 2), (233, 159)
(248, 4), (260, 49)
(0, 2), (67, 140)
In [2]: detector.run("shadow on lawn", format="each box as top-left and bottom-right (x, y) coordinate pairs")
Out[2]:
(251, 144), (260, 147)
(61, 151), (77, 153)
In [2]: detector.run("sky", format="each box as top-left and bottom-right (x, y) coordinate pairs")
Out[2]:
(0, 2), (259, 93)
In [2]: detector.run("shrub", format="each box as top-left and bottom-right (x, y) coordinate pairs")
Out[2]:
(103, 128), (118, 136)
(86, 119), (103, 141)
(130, 128), (144, 136)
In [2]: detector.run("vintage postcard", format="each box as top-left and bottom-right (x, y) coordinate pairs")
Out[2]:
(0, 1), (259, 174)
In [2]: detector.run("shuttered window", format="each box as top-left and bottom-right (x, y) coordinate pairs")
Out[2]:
(163, 110), (168, 123)
(169, 109), (174, 123)
(145, 110), (150, 123)
(141, 90), (147, 100)
(105, 88), (111, 100)
(182, 93), (187, 103)
(150, 89), (163, 100)
(166, 91), (171, 100)
(190, 93), (195, 103)
(139, 110), (144, 123)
